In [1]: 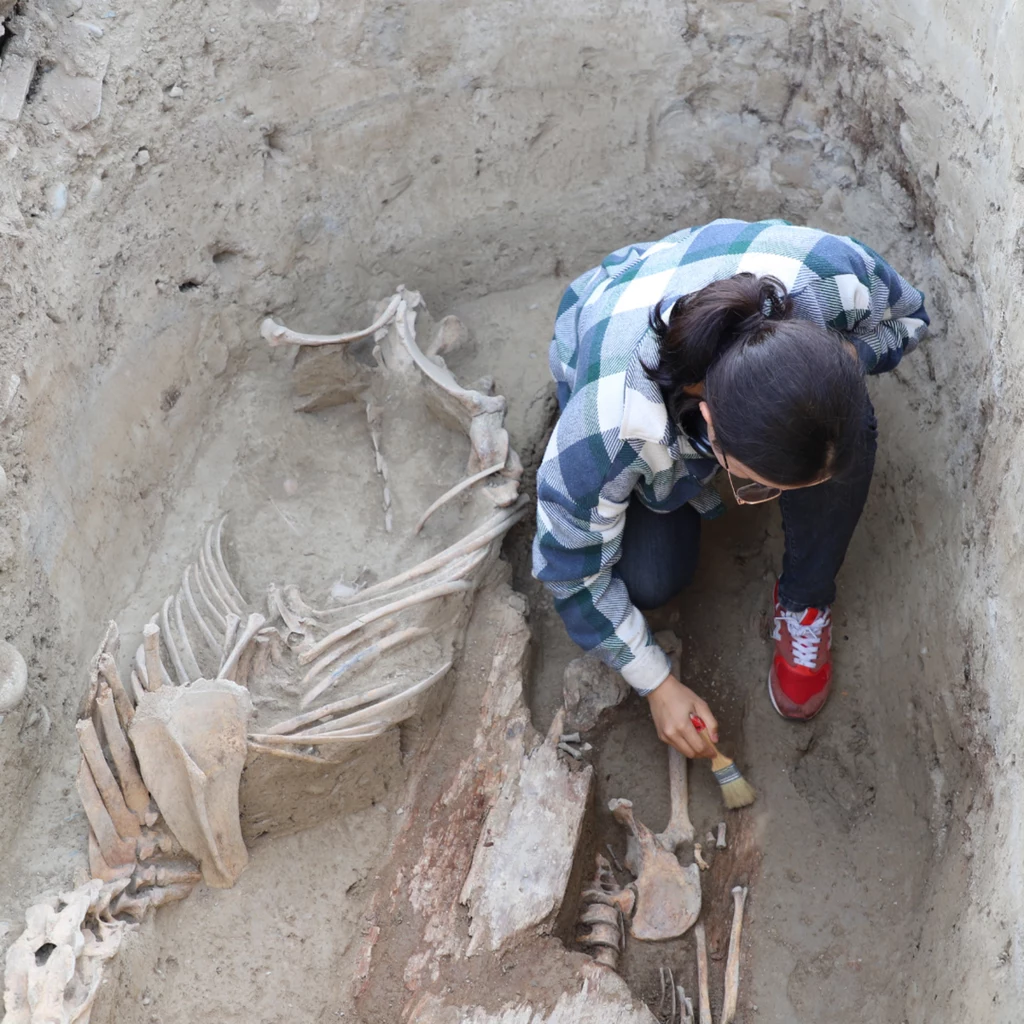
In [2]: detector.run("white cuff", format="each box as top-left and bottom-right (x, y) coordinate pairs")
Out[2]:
(620, 644), (671, 696)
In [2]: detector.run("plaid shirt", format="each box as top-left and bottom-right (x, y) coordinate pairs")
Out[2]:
(532, 219), (929, 694)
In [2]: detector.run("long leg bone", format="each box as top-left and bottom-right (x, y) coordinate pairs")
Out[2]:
(76, 719), (140, 839)
(77, 760), (136, 869)
(94, 687), (151, 819)
(300, 626), (430, 707)
(413, 461), (505, 535)
(721, 885), (749, 1024)
(656, 745), (695, 851)
(694, 922), (712, 1024)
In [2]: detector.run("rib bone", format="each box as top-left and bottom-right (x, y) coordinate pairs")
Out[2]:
(77, 760), (135, 869)
(721, 885), (749, 1024)
(261, 292), (403, 347)
(414, 461), (505, 534)
(218, 612), (266, 680)
(76, 719), (140, 839)
(94, 687), (151, 817)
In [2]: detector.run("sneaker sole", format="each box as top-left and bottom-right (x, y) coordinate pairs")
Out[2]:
(767, 669), (826, 722)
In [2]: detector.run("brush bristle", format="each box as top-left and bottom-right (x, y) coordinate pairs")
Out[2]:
(711, 755), (756, 809)
(719, 775), (756, 809)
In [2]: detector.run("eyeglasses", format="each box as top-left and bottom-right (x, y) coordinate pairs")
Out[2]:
(720, 449), (781, 505)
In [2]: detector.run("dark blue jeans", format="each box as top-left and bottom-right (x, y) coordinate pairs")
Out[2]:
(618, 398), (878, 613)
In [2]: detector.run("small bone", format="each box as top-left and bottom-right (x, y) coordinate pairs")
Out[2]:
(77, 760), (135, 868)
(693, 843), (710, 871)
(717, 822), (727, 849)
(95, 687), (150, 817)
(89, 828), (135, 882)
(246, 741), (330, 763)
(133, 861), (203, 889)
(182, 563), (224, 655)
(605, 844), (624, 874)
(721, 885), (749, 1024)
(414, 461), (505, 534)
(695, 922), (712, 1024)
(677, 987), (695, 1024)
(560, 732), (581, 744)
(707, 831), (716, 845)
(261, 293), (403, 347)
(218, 612), (266, 680)
(142, 623), (165, 692)
(300, 626), (430, 707)
(98, 652), (135, 724)
(76, 719), (140, 838)
(656, 745), (695, 851)
(250, 720), (388, 746)
(557, 741), (583, 760)
(299, 581), (471, 665)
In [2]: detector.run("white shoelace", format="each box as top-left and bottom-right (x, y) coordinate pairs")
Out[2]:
(773, 608), (830, 669)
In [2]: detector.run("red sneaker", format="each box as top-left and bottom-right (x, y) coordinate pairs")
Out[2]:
(768, 582), (832, 720)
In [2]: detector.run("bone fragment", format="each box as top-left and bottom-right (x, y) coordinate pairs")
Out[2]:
(300, 625), (430, 707)
(693, 843), (710, 871)
(695, 922), (712, 1024)
(656, 744), (694, 851)
(560, 732), (581, 744)
(557, 741), (583, 760)
(76, 718), (140, 838)
(77, 760), (135, 869)
(605, 844), (625, 873)
(113, 882), (195, 920)
(721, 885), (748, 1024)
(299, 581), (471, 665)
(249, 720), (388, 746)
(659, 967), (676, 1021)
(608, 798), (701, 940)
(261, 293), (403, 347)
(246, 740), (331, 763)
(414, 461), (505, 534)
(95, 687), (151, 817)
(717, 822), (727, 849)
(98, 651), (135, 724)
(142, 623), (165, 692)
(299, 615), (399, 684)
(218, 612), (266, 680)
(133, 861), (203, 889)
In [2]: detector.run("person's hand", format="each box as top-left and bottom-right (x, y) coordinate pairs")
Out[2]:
(646, 675), (719, 758)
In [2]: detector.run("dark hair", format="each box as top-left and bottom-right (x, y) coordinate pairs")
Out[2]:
(645, 273), (866, 486)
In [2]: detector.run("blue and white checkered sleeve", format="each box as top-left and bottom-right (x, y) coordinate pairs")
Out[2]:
(836, 239), (930, 374)
(531, 415), (672, 695)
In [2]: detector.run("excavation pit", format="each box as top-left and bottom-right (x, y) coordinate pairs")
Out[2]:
(0, 1), (1020, 1022)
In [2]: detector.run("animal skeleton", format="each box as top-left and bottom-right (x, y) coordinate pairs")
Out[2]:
(3, 288), (525, 1021)
(576, 854), (634, 969)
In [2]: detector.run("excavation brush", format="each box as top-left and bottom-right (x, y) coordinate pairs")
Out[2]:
(691, 715), (756, 809)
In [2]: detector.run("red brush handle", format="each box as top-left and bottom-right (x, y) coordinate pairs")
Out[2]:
(690, 714), (707, 732)
(689, 713), (717, 757)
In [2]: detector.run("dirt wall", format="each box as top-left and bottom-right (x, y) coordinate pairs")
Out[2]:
(0, 0), (1020, 1020)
